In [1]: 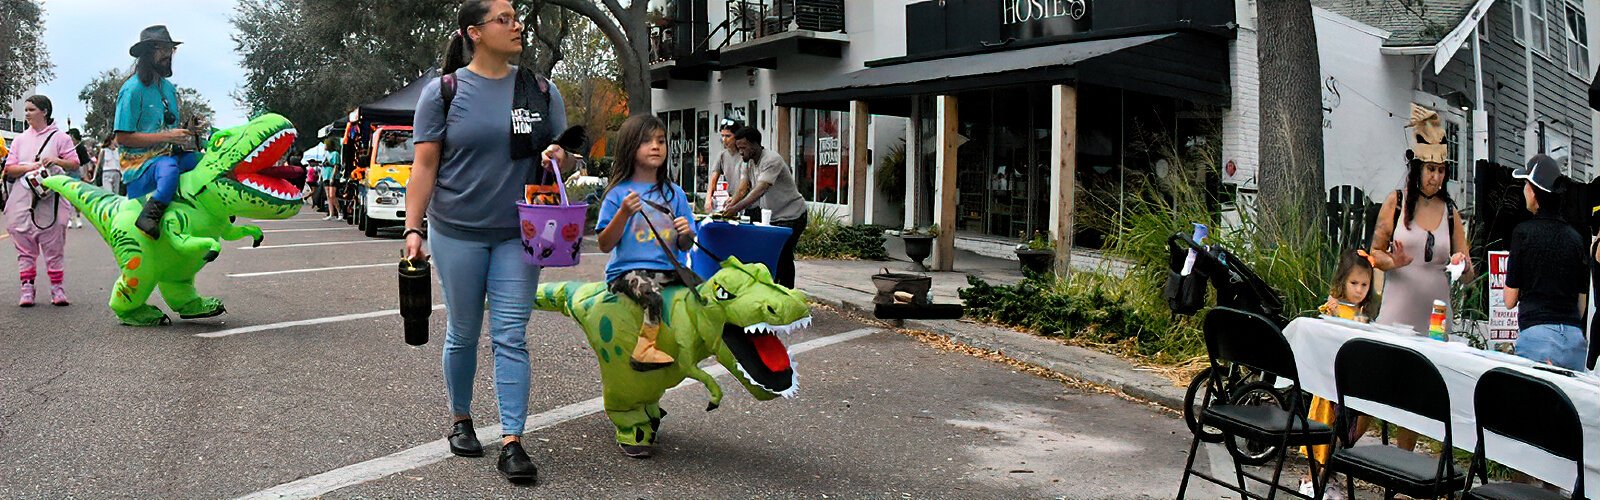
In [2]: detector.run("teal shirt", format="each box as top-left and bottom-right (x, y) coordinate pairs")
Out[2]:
(112, 76), (180, 180)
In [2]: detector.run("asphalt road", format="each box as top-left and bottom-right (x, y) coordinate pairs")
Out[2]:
(0, 211), (1234, 499)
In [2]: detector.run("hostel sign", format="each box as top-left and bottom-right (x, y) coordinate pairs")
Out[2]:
(1000, 0), (1091, 39)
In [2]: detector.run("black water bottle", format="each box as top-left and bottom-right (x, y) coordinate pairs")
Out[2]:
(398, 258), (432, 346)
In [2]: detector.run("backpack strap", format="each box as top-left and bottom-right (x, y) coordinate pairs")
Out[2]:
(1391, 188), (1459, 250)
(439, 73), (458, 150)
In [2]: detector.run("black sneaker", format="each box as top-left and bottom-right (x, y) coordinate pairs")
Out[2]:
(136, 200), (168, 239)
(497, 440), (538, 485)
(619, 443), (654, 459)
(447, 419), (483, 457)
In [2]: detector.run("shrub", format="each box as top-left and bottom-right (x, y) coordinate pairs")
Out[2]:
(959, 117), (1338, 365)
(795, 208), (888, 260)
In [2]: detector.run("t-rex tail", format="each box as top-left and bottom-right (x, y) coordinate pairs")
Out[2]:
(534, 281), (598, 316)
(40, 176), (138, 256)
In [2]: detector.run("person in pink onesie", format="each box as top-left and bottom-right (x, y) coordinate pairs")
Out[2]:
(3, 95), (80, 306)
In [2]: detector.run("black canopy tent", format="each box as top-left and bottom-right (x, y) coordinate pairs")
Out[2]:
(333, 69), (438, 171)
(354, 68), (440, 124)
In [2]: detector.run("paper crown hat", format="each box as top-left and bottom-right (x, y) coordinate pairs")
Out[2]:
(1407, 103), (1449, 163)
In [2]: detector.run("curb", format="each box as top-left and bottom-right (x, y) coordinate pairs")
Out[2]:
(807, 294), (1187, 411)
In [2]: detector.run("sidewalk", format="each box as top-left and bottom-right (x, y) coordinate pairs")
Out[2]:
(794, 244), (1186, 409)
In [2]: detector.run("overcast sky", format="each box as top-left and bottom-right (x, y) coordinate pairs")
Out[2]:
(32, 0), (248, 130)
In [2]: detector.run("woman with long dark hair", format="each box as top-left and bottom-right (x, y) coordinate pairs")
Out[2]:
(403, 0), (571, 485)
(1369, 104), (1473, 453)
(3, 95), (80, 306)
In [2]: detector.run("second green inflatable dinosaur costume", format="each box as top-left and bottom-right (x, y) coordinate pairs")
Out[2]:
(42, 114), (304, 326)
(535, 257), (811, 455)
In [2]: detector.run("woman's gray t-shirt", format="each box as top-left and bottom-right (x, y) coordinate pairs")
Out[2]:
(413, 66), (566, 241)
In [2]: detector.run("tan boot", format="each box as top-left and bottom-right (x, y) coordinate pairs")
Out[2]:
(630, 323), (675, 371)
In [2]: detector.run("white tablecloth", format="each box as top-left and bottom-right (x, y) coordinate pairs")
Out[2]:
(1284, 317), (1600, 499)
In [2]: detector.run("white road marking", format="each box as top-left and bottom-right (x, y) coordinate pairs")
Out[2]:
(240, 240), (392, 250)
(195, 304), (445, 338)
(234, 327), (878, 500)
(260, 227), (351, 234)
(226, 263), (394, 278)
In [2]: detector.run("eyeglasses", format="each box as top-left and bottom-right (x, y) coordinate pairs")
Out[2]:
(476, 13), (524, 28)
(1425, 232), (1435, 263)
(160, 94), (177, 127)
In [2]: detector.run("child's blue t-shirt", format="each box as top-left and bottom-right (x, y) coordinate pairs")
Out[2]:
(596, 180), (695, 282)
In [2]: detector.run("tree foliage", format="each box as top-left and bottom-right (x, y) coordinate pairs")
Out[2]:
(0, 0), (55, 104)
(77, 68), (214, 143)
(231, 0), (581, 150)
(546, 0), (653, 114)
(552, 18), (626, 157)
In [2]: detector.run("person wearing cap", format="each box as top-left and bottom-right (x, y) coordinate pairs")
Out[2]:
(1504, 154), (1590, 371)
(114, 25), (198, 239)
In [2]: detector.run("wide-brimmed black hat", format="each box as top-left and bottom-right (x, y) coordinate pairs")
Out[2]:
(129, 25), (182, 57)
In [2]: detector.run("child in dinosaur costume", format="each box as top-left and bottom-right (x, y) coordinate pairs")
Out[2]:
(42, 113), (304, 326)
(535, 257), (812, 458)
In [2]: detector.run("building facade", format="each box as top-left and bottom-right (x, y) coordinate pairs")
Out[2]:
(651, 0), (1597, 270)
(653, 0), (1235, 270)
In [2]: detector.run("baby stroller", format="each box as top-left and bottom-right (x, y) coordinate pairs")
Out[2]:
(1165, 232), (1296, 466)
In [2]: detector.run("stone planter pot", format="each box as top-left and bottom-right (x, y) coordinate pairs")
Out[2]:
(900, 235), (934, 272)
(1016, 249), (1054, 276)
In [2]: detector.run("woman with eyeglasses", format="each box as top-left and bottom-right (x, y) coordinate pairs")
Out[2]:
(1368, 104), (1473, 453)
(404, 0), (572, 485)
(3, 95), (81, 306)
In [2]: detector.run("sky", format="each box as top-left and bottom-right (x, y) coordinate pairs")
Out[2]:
(29, 0), (249, 130)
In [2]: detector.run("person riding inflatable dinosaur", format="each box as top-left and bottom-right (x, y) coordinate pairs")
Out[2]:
(42, 113), (303, 326)
(535, 257), (811, 458)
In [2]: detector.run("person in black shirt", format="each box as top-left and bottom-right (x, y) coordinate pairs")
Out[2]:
(1504, 155), (1590, 371)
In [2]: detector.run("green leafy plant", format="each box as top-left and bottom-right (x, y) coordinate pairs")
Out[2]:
(875, 139), (906, 203)
(795, 208), (888, 260)
(959, 114), (1341, 366)
(900, 224), (939, 238)
(1016, 230), (1054, 252)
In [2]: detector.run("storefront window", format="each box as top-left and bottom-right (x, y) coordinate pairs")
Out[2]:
(790, 108), (854, 205)
(796, 108), (816, 201)
(696, 111), (710, 193)
(659, 108), (699, 196)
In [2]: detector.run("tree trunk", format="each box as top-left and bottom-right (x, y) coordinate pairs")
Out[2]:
(548, 0), (652, 115)
(1255, 0), (1325, 245)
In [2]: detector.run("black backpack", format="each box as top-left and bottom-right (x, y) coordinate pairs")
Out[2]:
(438, 67), (557, 185)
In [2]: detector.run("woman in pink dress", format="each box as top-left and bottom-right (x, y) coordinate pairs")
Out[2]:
(1368, 104), (1473, 453)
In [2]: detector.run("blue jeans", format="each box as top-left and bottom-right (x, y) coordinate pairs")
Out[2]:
(1516, 324), (1588, 371)
(430, 227), (541, 435)
(124, 152), (199, 203)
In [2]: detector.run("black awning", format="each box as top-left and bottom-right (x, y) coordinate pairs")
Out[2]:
(356, 69), (441, 124)
(777, 31), (1229, 115)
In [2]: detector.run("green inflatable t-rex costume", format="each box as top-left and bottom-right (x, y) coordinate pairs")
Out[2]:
(42, 114), (303, 326)
(535, 257), (812, 451)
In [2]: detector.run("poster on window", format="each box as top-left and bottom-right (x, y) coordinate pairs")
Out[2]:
(817, 113), (840, 203)
(1487, 250), (1518, 341)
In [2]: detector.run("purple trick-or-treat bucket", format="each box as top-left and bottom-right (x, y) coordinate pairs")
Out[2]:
(517, 202), (586, 267)
(516, 158), (586, 267)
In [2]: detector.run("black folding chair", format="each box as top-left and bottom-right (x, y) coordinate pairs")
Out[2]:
(1178, 307), (1334, 500)
(1324, 339), (1465, 499)
(1464, 367), (1586, 500)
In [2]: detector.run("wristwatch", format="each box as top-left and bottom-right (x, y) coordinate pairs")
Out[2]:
(403, 228), (426, 239)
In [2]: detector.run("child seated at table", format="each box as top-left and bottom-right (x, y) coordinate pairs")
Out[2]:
(1301, 249), (1377, 499)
